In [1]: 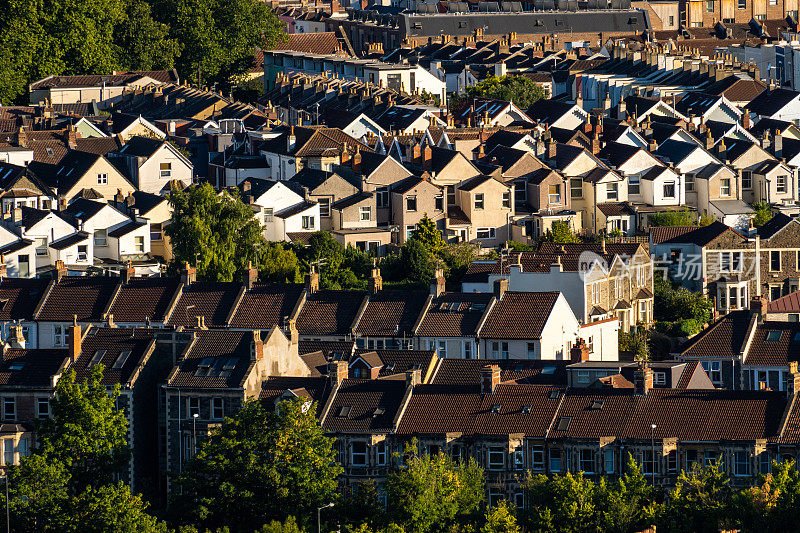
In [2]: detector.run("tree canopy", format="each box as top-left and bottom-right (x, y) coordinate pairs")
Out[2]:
(648, 209), (697, 227)
(454, 75), (547, 110)
(752, 201), (774, 227)
(0, 0), (285, 104)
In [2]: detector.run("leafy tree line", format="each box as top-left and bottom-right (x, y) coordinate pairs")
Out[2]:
(653, 275), (714, 336)
(166, 186), (478, 290)
(451, 75), (547, 111)
(0, 0), (285, 104)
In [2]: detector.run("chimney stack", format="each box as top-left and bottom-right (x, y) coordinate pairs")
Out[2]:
(121, 261), (135, 284)
(328, 360), (348, 385)
(180, 262), (197, 286)
(570, 338), (591, 363)
(493, 278), (508, 300)
(8, 322), (25, 349)
(750, 296), (768, 322)
(286, 318), (299, 345)
(634, 364), (654, 395)
(54, 260), (67, 282)
(242, 261), (258, 290)
(788, 361), (800, 399)
(430, 267), (446, 297)
(480, 364), (501, 394)
(305, 266), (320, 294)
(406, 368), (421, 388)
(251, 330), (264, 361)
(68, 316), (82, 363)
(369, 260), (382, 294)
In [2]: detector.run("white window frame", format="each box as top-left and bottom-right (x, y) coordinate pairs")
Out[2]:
(488, 446), (505, 470)
(476, 227), (495, 240)
(160, 162), (172, 179)
(302, 215), (315, 230)
(134, 236), (145, 253)
(351, 441), (368, 466)
(318, 198), (331, 217)
(734, 451), (750, 476)
(3, 397), (15, 421)
(359, 206), (371, 221)
(37, 397), (50, 419)
(97, 173), (108, 185)
(474, 193), (485, 210)
(606, 182), (619, 201)
(188, 397), (200, 418)
(720, 178), (731, 197)
(53, 324), (65, 347)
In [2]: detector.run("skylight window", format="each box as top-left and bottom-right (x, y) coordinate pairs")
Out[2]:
(766, 330), (783, 342)
(112, 351), (132, 369)
(556, 417), (571, 431)
(542, 366), (556, 375)
(591, 400), (605, 410)
(7, 362), (24, 371)
(549, 390), (561, 400)
(491, 404), (501, 414)
(90, 350), (106, 366)
(522, 405), (532, 414)
(337, 405), (352, 417)
(373, 406), (386, 417)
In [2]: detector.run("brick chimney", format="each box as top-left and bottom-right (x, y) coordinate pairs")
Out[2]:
(406, 368), (421, 387)
(251, 330), (264, 361)
(286, 318), (299, 345)
(242, 261), (258, 290)
(480, 364), (501, 394)
(369, 261), (382, 294)
(305, 266), (320, 294)
(54, 260), (67, 282)
(0, 257), (7, 280)
(634, 365), (654, 395)
(547, 138), (557, 161)
(68, 316), (82, 363)
(121, 261), (135, 284)
(493, 278), (508, 300)
(328, 360), (348, 385)
(430, 267), (445, 297)
(352, 147), (362, 174)
(788, 361), (800, 399)
(570, 338), (590, 363)
(422, 145), (432, 170)
(742, 108), (750, 129)
(750, 296), (768, 323)
(180, 262), (196, 286)
(8, 322), (25, 349)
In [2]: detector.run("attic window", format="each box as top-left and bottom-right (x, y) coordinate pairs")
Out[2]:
(337, 405), (352, 418)
(7, 362), (24, 371)
(411, 363), (422, 370)
(491, 404), (501, 414)
(470, 303), (486, 312)
(628, 17), (638, 24)
(458, 21), (468, 28)
(45, 148), (54, 156)
(549, 390), (560, 399)
(522, 405), (532, 414)
(195, 357), (214, 377)
(411, 22), (422, 29)
(385, 363), (396, 372)
(542, 366), (556, 375)
(0, 299), (8, 311)
(766, 330), (783, 342)
(89, 350), (106, 366)
(219, 357), (238, 378)
(112, 350), (132, 369)
(590, 400), (604, 410)
(373, 406), (386, 417)
(556, 417), (571, 431)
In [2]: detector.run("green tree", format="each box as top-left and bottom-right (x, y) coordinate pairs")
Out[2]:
(300, 231), (371, 289)
(699, 212), (715, 226)
(522, 472), (598, 533)
(260, 242), (301, 283)
(114, 0), (182, 71)
(733, 460), (800, 533)
(336, 481), (387, 530)
(400, 238), (436, 285)
(153, 0), (285, 89)
(257, 516), (305, 533)
(60, 483), (167, 533)
(410, 214), (444, 256)
(36, 366), (129, 495)
(172, 398), (342, 532)
(661, 462), (732, 533)
(648, 209), (697, 227)
(482, 501), (521, 533)
(455, 75), (546, 110)
(166, 183), (265, 282)
(386, 449), (484, 533)
(654, 275), (713, 336)
(542, 220), (579, 243)
(596, 455), (659, 533)
(752, 201), (774, 227)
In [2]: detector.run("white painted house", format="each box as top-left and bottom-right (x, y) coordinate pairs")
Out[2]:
(110, 136), (193, 194)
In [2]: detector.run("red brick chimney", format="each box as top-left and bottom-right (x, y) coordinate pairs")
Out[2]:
(328, 360), (348, 385)
(422, 145), (432, 170)
(570, 338), (591, 362)
(68, 316), (82, 363)
(480, 364), (501, 394)
(242, 261), (258, 290)
(251, 330), (264, 360)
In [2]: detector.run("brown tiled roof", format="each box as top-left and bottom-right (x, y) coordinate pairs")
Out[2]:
(295, 290), (368, 336)
(30, 71), (177, 90)
(72, 327), (156, 386)
(679, 310), (752, 359)
(744, 323), (800, 367)
(768, 291), (800, 313)
(416, 292), (493, 338)
(354, 290), (429, 337)
(598, 373), (634, 388)
(259, 376), (330, 405)
(298, 339), (355, 359)
(352, 349), (436, 378)
(649, 225), (699, 245)
(30, 140), (69, 164)
(0, 348), (68, 387)
(228, 283), (304, 329)
(676, 360), (700, 389)
(480, 291), (559, 340)
(167, 330), (255, 389)
(108, 278), (180, 323)
(301, 351), (329, 376)
(0, 278), (50, 320)
(165, 282), (242, 327)
(36, 277), (120, 322)
(431, 358), (568, 386)
(548, 388), (785, 441)
(323, 378), (406, 432)
(273, 32), (346, 56)
(75, 137), (122, 155)
(396, 383), (563, 436)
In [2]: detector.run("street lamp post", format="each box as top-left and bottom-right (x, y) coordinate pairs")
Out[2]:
(192, 413), (199, 458)
(317, 502), (334, 533)
(650, 423), (657, 486)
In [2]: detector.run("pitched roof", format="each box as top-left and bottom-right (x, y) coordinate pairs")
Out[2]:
(768, 291), (800, 314)
(744, 322), (800, 366)
(108, 278), (181, 323)
(649, 225), (699, 245)
(416, 292), (493, 338)
(480, 291), (559, 340)
(679, 310), (752, 359)
(431, 358), (569, 386)
(757, 212), (793, 240)
(36, 277), (120, 322)
(72, 327), (156, 386)
(228, 283), (305, 329)
(0, 278), (49, 321)
(165, 282), (242, 327)
(653, 221), (731, 247)
(747, 88), (800, 117)
(116, 136), (164, 158)
(0, 348), (68, 388)
(323, 378), (406, 432)
(167, 329), (256, 389)
(260, 376), (330, 404)
(296, 290), (368, 336)
(354, 290), (430, 337)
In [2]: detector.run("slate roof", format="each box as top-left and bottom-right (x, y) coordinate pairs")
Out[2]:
(352, 349), (436, 378)
(416, 292), (493, 337)
(260, 376), (330, 404)
(295, 290), (368, 336)
(757, 212), (793, 240)
(331, 192), (372, 210)
(108, 278), (181, 323)
(72, 327), (156, 386)
(116, 136), (164, 158)
(49, 231), (89, 250)
(652, 221), (730, 247)
(747, 88), (800, 117)
(396, 383), (563, 437)
(598, 202), (636, 216)
(167, 330), (256, 389)
(354, 290), (430, 337)
(323, 378), (406, 432)
(165, 282), (242, 327)
(228, 283), (305, 329)
(458, 174), (499, 192)
(74, 137), (122, 155)
(30, 70), (177, 90)
(480, 291), (558, 340)
(36, 277), (120, 322)
(0, 348), (68, 388)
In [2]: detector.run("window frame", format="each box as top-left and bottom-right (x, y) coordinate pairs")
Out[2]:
(770, 250), (781, 272)
(474, 193), (485, 210)
(487, 446), (505, 470)
(97, 173), (108, 185)
(720, 178), (731, 197)
(406, 195), (417, 212)
(351, 441), (368, 466)
(211, 397), (224, 420)
(359, 206), (372, 222)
